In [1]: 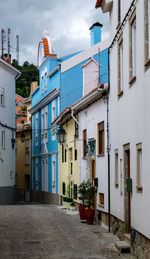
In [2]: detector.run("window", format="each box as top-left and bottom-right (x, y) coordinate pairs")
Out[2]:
(75, 121), (79, 139)
(65, 148), (67, 162)
(35, 158), (39, 189)
(62, 144), (64, 163)
(97, 121), (104, 156)
(118, 36), (123, 95)
(42, 76), (44, 93)
(144, 0), (150, 66)
(45, 72), (47, 91)
(2, 130), (5, 149)
(62, 182), (66, 195)
(99, 193), (104, 207)
(0, 88), (5, 107)
(74, 184), (77, 200)
(52, 100), (56, 122)
(82, 129), (87, 158)
(45, 108), (48, 140)
(35, 113), (38, 145)
(25, 139), (30, 165)
(129, 11), (136, 84)
(52, 160), (56, 186)
(115, 150), (119, 188)
(74, 139), (77, 161)
(136, 143), (143, 192)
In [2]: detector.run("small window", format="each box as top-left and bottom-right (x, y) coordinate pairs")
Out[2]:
(75, 121), (79, 139)
(99, 193), (104, 207)
(82, 129), (87, 158)
(65, 148), (67, 162)
(136, 143), (143, 192)
(45, 72), (47, 91)
(97, 121), (104, 156)
(2, 130), (5, 149)
(62, 182), (66, 195)
(129, 10), (136, 84)
(74, 184), (77, 200)
(118, 36), (123, 96)
(25, 139), (30, 165)
(144, 0), (150, 66)
(62, 144), (64, 163)
(115, 150), (119, 188)
(0, 88), (5, 107)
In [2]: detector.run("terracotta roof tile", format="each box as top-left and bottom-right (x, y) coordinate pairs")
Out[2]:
(95, 0), (103, 8)
(42, 37), (50, 57)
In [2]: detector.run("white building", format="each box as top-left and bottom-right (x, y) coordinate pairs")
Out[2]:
(0, 58), (20, 204)
(96, 0), (150, 251)
(72, 85), (109, 225)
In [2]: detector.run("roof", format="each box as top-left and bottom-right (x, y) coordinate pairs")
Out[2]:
(89, 22), (103, 30)
(95, 0), (103, 8)
(0, 58), (21, 79)
(51, 107), (71, 126)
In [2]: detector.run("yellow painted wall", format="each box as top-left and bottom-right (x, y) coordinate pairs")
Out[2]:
(16, 130), (31, 189)
(59, 117), (79, 203)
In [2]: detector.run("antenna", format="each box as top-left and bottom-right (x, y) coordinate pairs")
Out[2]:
(8, 28), (10, 55)
(1, 29), (5, 57)
(16, 35), (19, 64)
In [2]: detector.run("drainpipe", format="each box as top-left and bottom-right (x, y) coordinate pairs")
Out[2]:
(107, 47), (111, 232)
(71, 110), (79, 125)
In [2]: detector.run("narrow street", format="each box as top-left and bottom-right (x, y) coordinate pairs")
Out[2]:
(0, 203), (132, 259)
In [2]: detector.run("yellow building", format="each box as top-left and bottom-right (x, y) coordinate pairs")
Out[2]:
(52, 107), (79, 205)
(16, 126), (31, 190)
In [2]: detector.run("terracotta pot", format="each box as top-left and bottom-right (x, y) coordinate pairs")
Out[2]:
(85, 208), (94, 224)
(79, 205), (86, 220)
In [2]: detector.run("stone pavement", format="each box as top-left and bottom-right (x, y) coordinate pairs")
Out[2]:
(0, 203), (133, 259)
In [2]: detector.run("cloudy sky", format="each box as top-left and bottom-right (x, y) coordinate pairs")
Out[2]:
(0, 0), (109, 65)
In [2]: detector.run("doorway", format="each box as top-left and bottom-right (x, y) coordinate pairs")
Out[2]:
(124, 144), (131, 233)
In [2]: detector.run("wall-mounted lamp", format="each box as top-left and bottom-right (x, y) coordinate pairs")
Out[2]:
(57, 125), (66, 145)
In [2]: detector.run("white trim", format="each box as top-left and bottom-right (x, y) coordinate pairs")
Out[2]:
(61, 39), (110, 73)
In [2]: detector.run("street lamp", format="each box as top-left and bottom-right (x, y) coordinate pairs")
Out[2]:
(57, 125), (66, 145)
(20, 124), (31, 142)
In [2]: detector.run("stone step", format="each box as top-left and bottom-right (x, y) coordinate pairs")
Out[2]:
(124, 233), (131, 245)
(115, 240), (131, 254)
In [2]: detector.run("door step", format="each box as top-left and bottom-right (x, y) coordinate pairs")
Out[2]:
(124, 233), (131, 245)
(115, 240), (131, 253)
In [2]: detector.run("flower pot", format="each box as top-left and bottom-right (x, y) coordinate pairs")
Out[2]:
(79, 205), (86, 220)
(85, 208), (94, 224)
(66, 202), (70, 210)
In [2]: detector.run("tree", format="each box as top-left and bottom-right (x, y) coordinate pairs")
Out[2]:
(12, 59), (39, 98)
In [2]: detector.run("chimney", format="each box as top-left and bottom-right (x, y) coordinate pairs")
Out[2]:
(2, 53), (11, 64)
(89, 22), (103, 47)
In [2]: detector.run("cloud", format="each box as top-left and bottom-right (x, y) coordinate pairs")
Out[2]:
(0, 0), (109, 65)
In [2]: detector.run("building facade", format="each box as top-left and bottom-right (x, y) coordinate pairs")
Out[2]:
(96, 0), (150, 255)
(0, 58), (20, 204)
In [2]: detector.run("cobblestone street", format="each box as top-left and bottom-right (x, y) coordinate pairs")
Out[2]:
(0, 203), (132, 259)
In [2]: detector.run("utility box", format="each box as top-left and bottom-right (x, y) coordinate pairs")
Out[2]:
(126, 178), (132, 192)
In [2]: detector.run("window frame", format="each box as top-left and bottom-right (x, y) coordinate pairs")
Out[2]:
(129, 10), (136, 85)
(82, 129), (87, 158)
(144, 0), (150, 67)
(97, 121), (105, 156)
(136, 143), (143, 192)
(118, 35), (123, 96)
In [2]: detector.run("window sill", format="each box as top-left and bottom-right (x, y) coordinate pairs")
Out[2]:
(144, 58), (150, 68)
(97, 154), (105, 157)
(136, 185), (143, 193)
(118, 90), (123, 98)
(99, 204), (104, 208)
(82, 156), (87, 160)
(129, 76), (136, 86)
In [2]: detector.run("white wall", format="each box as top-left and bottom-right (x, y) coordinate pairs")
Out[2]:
(0, 62), (17, 188)
(78, 98), (108, 213)
(109, 0), (150, 239)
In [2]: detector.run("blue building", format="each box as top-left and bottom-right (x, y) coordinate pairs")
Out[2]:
(30, 23), (109, 203)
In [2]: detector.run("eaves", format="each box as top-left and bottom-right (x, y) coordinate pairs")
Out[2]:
(29, 88), (59, 115)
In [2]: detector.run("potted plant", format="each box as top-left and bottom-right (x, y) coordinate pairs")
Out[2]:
(63, 197), (68, 208)
(85, 181), (97, 224)
(70, 202), (75, 211)
(78, 181), (88, 220)
(66, 197), (73, 210)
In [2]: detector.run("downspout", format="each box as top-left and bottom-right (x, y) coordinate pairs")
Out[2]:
(107, 47), (111, 232)
(71, 110), (79, 125)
